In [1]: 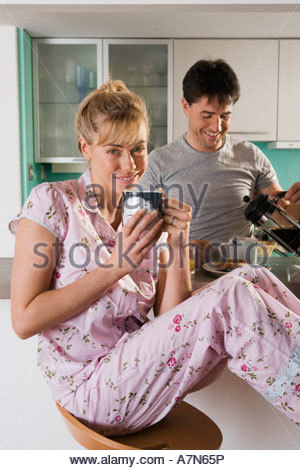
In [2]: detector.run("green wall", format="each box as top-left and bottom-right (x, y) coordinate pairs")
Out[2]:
(254, 142), (300, 190)
(18, 28), (81, 200)
(18, 29), (43, 203)
(43, 165), (82, 183)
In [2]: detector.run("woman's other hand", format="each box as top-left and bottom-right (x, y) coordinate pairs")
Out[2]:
(161, 197), (192, 246)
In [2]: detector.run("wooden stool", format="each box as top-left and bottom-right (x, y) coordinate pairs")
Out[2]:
(56, 401), (222, 450)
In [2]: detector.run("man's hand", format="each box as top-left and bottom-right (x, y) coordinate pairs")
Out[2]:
(261, 182), (300, 221)
(285, 182), (300, 205)
(284, 183), (300, 221)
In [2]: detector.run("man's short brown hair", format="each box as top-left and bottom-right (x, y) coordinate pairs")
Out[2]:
(183, 59), (240, 106)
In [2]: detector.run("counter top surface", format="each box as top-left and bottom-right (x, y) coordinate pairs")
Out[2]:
(192, 256), (300, 298)
(1, 256), (300, 300)
(0, 258), (13, 299)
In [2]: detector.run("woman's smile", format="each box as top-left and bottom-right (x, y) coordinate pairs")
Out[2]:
(115, 173), (141, 186)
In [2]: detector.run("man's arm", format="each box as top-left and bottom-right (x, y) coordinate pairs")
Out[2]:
(258, 182), (287, 208)
(259, 182), (300, 221)
(258, 182), (284, 197)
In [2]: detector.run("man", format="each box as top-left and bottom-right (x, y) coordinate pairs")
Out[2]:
(140, 59), (299, 251)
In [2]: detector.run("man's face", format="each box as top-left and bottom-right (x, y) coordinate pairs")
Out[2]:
(182, 95), (233, 152)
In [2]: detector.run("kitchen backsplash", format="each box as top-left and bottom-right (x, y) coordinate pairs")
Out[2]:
(254, 142), (300, 190)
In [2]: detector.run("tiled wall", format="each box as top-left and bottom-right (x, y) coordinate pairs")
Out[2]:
(43, 164), (81, 182)
(254, 142), (300, 190)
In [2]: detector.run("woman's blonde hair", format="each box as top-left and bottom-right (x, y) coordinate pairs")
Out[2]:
(75, 80), (149, 152)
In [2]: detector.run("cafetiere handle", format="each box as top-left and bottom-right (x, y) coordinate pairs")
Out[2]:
(272, 191), (287, 203)
(243, 192), (287, 204)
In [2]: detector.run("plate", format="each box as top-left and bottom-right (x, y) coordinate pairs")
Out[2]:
(201, 262), (271, 277)
(201, 263), (235, 277)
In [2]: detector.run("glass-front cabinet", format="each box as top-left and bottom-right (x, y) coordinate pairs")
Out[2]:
(32, 38), (172, 164)
(103, 39), (172, 153)
(33, 39), (102, 163)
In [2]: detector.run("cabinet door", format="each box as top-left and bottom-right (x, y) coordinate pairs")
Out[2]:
(103, 39), (172, 153)
(33, 39), (102, 163)
(173, 39), (278, 141)
(277, 40), (300, 141)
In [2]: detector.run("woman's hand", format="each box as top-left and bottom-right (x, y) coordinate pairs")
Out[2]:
(161, 197), (192, 246)
(154, 197), (192, 317)
(108, 209), (164, 277)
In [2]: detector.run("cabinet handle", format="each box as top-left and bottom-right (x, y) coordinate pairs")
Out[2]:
(229, 131), (269, 135)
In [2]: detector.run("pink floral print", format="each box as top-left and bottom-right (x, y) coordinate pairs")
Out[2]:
(55, 264), (300, 437)
(173, 314), (182, 324)
(9, 169), (300, 436)
(167, 357), (177, 367)
(9, 169), (162, 403)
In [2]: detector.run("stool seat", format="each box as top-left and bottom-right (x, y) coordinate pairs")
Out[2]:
(56, 401), (222, 450)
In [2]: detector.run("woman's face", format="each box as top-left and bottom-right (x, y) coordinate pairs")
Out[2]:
(81, 121), (148, 198)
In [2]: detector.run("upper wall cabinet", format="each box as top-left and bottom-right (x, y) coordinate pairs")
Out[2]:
(31, 38), (172, 164)
(103, 39), (172, 153)
(173, 40), (278, 141)
(33, 39), (102, 163)
(277, 40), (300, 142)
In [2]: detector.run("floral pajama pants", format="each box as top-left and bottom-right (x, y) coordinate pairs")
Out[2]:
(63, 265), (300, 436)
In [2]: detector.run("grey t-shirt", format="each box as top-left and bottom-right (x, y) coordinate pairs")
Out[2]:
(139, 135), (278, 242)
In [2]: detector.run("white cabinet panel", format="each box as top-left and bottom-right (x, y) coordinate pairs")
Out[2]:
(173, 39), (278, 141)
(278, 40), (300, 141)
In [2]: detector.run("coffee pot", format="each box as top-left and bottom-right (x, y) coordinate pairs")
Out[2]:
(243, 191), (300, 255)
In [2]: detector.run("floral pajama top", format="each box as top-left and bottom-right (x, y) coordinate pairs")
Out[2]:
(9, 168), (163, 402)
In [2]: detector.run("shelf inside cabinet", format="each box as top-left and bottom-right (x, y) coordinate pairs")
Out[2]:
(39, 101), (80, 105)
(131, 86), (167, 89)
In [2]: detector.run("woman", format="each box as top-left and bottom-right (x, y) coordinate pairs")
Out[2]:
(9, 81), (300, 435)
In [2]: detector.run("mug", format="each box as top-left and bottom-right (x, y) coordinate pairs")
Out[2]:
(204, 242), (232, 267)
(205, 238), (258, 267)
(122, 191), (162, 226)
(228, 237), (258, 264)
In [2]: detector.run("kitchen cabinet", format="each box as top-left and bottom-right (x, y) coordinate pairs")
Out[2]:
(32, 39), (101, 164)
(276, 40), (300, 142)
(31, 38), (172, 164)
(103, 39), (172, 153)
(18, 29), (45, 204)
(173, 39), (278, 141)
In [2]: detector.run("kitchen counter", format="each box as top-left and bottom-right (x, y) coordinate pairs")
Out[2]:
(1, 256), (300, 300)
(192, 256), (300, 298)
(0, 258), (13, 299)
